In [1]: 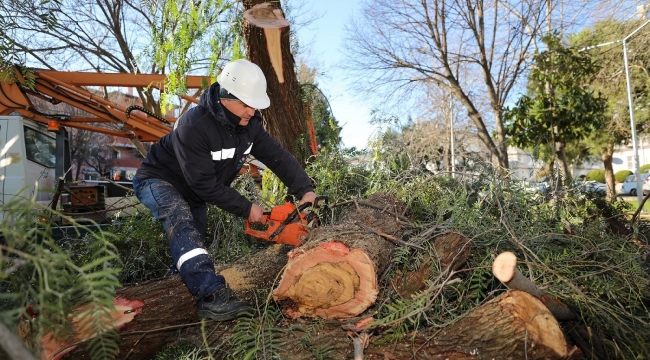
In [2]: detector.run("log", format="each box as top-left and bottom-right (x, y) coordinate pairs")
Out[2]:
(366, 290), (570, 359)
(492, 252), (609, 359)
(37, 244), (291, 360)
(273, 194), (405, 319)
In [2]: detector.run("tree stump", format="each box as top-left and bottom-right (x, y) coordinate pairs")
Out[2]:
(274, 194), (406, 319)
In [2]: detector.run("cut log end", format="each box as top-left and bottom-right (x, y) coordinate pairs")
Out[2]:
(243, 3), (289, 29)
(492, 251), (518, 283)
(274, 241), (378, 319)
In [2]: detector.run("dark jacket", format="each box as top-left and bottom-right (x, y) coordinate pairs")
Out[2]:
(135, 83), (314, 217)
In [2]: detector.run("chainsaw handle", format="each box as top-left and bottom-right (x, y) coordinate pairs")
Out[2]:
(244, 219), (268, 238)
(299, 195), (329, 210)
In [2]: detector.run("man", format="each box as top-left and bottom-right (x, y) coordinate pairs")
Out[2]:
(132, 59), (316, 321)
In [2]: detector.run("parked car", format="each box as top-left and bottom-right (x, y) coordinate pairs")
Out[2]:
(642, 176), (650, 196)
(621, 174), (650, 196)
(523, 181), (549, 193)
(571, 180), (607, 195)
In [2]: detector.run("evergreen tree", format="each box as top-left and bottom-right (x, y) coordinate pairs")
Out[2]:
(505, 34), (607, 186)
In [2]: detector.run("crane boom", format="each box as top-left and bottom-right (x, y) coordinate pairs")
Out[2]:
(0, 66), (213, 142)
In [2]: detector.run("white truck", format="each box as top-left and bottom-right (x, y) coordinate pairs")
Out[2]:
(0, 116), (136, 224)
(0, 116), (59, 207)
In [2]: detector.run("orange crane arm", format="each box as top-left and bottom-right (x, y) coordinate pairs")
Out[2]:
(0, 66), (213, 141)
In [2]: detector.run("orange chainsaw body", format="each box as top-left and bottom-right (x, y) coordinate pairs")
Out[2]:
(244, 202), (311, 246)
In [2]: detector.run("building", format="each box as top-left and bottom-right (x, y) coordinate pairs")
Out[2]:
(77, 89), (163, 182)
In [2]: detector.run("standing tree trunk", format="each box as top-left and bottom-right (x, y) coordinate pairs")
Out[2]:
(602, 144), (616, 201)
(556, 140), (569, 182)
(242, 0), (312, 165)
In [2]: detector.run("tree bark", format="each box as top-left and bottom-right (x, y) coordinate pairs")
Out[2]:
(242, 0), (311, 165)
(365, 290), (571, 359)
(43, 244), (292, 360)
(602, 145), (616, 200)
(436, 290), (568, 359)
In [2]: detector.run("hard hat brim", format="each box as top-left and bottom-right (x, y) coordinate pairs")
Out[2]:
(240, 94), (270, 110)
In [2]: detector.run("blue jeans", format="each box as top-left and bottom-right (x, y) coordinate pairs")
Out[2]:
(132, 176), (225, 303)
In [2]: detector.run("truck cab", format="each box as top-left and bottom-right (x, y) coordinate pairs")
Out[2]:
(0, 116), (57, 206)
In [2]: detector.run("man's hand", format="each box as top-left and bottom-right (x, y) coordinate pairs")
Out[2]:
(299, 191), (317, 207)
(248, 204), (266, 224)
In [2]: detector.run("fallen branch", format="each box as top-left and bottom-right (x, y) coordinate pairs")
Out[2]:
(492, 252), (576, 321)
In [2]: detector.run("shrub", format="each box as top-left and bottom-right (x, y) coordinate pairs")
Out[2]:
(585, 169), (606, 183)
(640, 164), (650, 173)
(615, 170), (633, 183)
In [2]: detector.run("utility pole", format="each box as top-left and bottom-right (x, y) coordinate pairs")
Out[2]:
(622, 20), (650, 206)
(579, 19), (650, 206)
(449, 95), (455, 178)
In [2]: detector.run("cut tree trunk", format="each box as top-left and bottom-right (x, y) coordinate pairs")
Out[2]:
(39, 244), (292, 360)
(366, 290), (571, 359)
(39, 194), (407, 359)
(492, 251), (609, 360)
(273, 194), (406, 319)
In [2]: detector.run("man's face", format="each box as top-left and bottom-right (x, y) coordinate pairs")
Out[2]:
(221, 99), (257, 126)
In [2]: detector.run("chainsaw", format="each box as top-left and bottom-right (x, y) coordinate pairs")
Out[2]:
(244, 196), (327, 246)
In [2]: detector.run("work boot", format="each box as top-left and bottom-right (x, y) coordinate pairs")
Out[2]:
(198, 287), (251, 321)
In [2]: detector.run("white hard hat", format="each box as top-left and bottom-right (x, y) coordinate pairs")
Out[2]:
(217, 59), (271, 109)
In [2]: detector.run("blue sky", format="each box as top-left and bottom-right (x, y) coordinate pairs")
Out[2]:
(295, 0), (377, 150)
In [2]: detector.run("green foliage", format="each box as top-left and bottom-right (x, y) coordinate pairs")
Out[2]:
(357, 150), (648, 356)
(301, 83), (342, 150)
(204, 204), (262, 265)
(259, 169), (288, 209)
(306, 147), (371, 206)
(154, 342), (205, 360)
(372, 296), (426, 343)
(586, 169), (606, 182)
(465, 257), (494, 304)
(290, 321), (336, 359)
(228, 303), (286, 359)
(1, 196), (122, 360)
(102, 206), (170, 283)
(505, 34), (607, 173)
(615, 169), (633, 182)
(640, 164), (650, 174)
(146, 0), (241, 112)
(572, 20), (650, 150)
